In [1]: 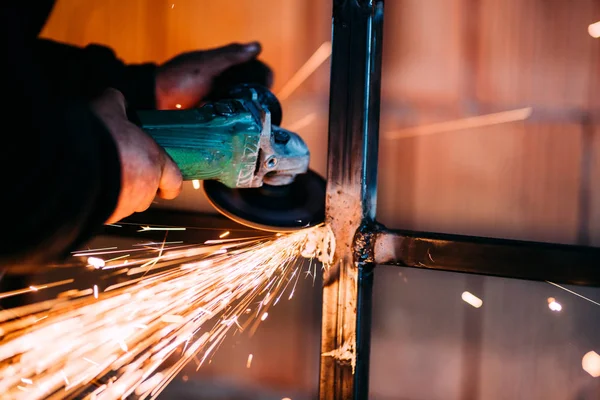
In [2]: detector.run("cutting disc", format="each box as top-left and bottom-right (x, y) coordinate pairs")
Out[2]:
(203, 170), (326, 232)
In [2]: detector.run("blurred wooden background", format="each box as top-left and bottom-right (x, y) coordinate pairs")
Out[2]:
(40, 1), (600, 399)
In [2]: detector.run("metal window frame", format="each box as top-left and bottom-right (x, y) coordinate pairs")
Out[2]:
(319, 1), (600, 400)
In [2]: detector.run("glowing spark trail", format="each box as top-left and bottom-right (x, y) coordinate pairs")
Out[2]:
(546, 281), (600, 307)
(277, 41), (332, 101)
(385, 107), (533, 140)
(0, 225), (334, 400)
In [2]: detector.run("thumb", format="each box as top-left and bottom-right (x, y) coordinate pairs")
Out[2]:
(204, 42), (262, 76)
(91, 88), (128, 117)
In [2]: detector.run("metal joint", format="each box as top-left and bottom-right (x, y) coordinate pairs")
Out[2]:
(352, 222), (383, 266)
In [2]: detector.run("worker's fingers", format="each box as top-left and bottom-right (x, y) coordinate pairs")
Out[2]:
(90, 88), (127, 117)
(202, 42), (262, 76)
(208, 59), (274, 94)
(105, 210), (121, 225)
(157, 154), (183, 200)
(134, 170), (161, 213)
(133, 147), (164, 212)
(156, 42), (264, 109)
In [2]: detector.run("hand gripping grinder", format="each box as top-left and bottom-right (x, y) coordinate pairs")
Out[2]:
(130, 84), (325, 232)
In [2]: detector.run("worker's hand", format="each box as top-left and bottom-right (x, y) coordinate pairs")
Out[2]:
(155, 42), (272, 110)
(90, 89), (183, 224)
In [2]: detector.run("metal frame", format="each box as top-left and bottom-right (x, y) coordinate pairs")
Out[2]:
(319, 1), (600, 399)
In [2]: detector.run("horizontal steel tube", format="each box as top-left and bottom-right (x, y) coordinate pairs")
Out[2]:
(374, 229), (600, 286)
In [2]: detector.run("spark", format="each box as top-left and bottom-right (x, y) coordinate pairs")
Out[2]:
(0, 226), (332, 399)
(548, 301), (562, 312)
(277, 41), (332, 101)
(138, 226), (186, 232)
(133, 241), (183, 247)
(461, 291), (483, 308)
(261, 312), (269, 321)
(20, 378), (32, 385)
(582, 351), (600, 377)
(105, 254), (130, 263)
(87, 256), (105, 268)
(60, 370), (69, 385)
(72, 247), (117, 254)
(192, 179), (200, 189)
(546, 281), (600, 307)
(246, 354), (253, 368)
(219, 231), (230, 239)
(204, 235), (270, 245)
(385, 107), (533, 140)
(74, 248), (151, 257)
(175, 103), (181, 108)
(547, 297), (562, 312)
(589, 21), (600, 38)
(161, 315), (184, 323)
(118, 339), (128, 352)
(285, 112), (317, 132)
(93, 285), (99, 299)
(0, 279), (74, 300)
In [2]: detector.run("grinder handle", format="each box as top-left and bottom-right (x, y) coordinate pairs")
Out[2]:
(127, 104), (262, 188)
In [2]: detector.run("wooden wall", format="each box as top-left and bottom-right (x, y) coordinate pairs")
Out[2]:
(377, 0), (600, 246)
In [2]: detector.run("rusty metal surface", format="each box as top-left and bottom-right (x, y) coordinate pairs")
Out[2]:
(374, 229), (600, 286)
(320, 1), (384, 399)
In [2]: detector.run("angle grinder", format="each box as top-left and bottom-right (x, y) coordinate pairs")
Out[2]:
(129, 83), (325, 232)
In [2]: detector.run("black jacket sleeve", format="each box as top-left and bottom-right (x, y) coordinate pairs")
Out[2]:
(0, 7), (123, 271)
(34, 38), (158, 109)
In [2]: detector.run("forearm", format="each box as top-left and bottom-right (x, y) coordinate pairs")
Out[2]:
(34, 38), (157, 109)
(0, 2), (125, 272)
(1, 100), (121, 272)
(0, 31), (122, 271)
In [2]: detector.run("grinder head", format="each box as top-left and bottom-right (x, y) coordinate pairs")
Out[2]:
(202, 80), (325, 232)
(203, 170), (325, 232)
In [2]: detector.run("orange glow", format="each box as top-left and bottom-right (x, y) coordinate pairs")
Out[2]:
(277, 41), (332, 101)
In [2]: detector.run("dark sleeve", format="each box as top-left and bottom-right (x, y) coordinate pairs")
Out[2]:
(0, 16), (122, 270)
(34, 38), (157, 109)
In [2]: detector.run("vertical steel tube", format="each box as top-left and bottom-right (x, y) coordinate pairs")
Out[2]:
(319, 1), (384, 399)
